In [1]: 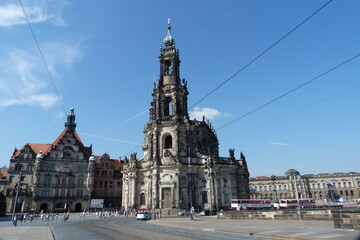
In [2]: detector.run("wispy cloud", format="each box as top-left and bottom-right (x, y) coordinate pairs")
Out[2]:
(55, 111), (65, 120)
(269, 142), (288, 146)
(189, 106), (231, 120)
(122, 109), (148, 124)
(0, 42), (82, 109)
(81, 132), (140, 145)
(0, 1), (69, 27)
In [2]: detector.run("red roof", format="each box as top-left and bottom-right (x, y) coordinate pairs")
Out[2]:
(12, 129), (92, 160)
(0, 172), (8, 180)
(111, 159), (124, 170)
(11, 143), (51, 159)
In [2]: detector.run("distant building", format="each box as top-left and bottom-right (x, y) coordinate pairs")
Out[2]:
(122, 20), (250, 213)
(0, 171), (7, 193)
(92, 153), (123, 210)
(249, 169), (360, 201)
(5, 108), (94, 213)
(0, 165), (8, 172)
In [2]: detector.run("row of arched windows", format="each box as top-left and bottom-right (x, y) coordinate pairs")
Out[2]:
(254, 184), (288, 192)
(310, 181), (353, 189)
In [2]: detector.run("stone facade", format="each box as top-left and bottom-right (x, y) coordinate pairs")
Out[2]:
(250, 169), (360, 201)
(92, 153), (123, 209)
(122, 20), (250, 213)
(5, 108), (94, 213)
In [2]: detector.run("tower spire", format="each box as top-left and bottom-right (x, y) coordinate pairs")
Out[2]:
(163, 18), (175, 48)
(64, 106), (77, 130)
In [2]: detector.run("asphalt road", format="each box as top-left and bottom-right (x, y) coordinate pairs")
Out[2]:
(50, 217), (269, 240)
(1, 214), (359, 240)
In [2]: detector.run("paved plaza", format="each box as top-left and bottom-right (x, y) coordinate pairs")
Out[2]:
(0, 214), (359, 240)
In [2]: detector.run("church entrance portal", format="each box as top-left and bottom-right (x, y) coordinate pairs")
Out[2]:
(162, 188), (172, 208)
(75, 203), (82, 212)
(40, 203), (48, 213)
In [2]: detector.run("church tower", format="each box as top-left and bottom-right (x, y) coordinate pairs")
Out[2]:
(150, 19), (189, 122)
(122, 20), (250, 213)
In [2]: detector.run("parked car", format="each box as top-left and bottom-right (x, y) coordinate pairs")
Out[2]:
(177, 210), (191, 216)
(199, 210), (205, 216)
(136, 212), (152, 220)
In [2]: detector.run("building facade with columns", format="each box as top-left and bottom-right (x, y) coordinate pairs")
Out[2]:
(5, 108), (95, 213)
(250, 169), (360, 201)
(122, 21), (250, 213)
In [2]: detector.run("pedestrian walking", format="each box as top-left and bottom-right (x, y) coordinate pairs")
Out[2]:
(12, 216), (17, 227)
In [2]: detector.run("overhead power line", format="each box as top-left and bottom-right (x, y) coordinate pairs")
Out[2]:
(189, 0), (333, 110)
(221, 82), (360, 141)
(123, 142), (143, 158)
(18, 0), (67, 115)
(216, 53), (360, 131)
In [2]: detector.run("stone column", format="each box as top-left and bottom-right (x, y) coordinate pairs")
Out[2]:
(214, 173), (220, 210)
(131, 174), (136, 208)
(147, 175), (152, 209)
(175, 173), (180, 208)
(152, 172), (159, 209)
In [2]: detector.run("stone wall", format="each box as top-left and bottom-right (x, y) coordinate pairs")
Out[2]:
(217, 209), (333, 221)
(331, 209), (360, 229)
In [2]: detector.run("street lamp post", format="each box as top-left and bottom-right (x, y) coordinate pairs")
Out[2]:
(11, 171), (23, 221)
(209, 169), (212, 215)
(271, 174), (277, 202)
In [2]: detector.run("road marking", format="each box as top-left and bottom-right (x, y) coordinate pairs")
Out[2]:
(202, 228), (215, 231)
(318, 234), (346, 238)
(291, 232), (316, 236)
(260, 230), (282, 234)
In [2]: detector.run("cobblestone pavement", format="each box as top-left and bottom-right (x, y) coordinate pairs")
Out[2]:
(0, 214), (359, 240)
(148, 216), (360, 240)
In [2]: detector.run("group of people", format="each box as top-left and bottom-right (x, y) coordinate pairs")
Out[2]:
(12, 213), (35, 226)
(11, 208), (164, 226)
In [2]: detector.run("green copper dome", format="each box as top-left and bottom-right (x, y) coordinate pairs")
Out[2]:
(163, 18), (175, 48)
(36, 150), (44, 159)
(89, 155), (96, 161)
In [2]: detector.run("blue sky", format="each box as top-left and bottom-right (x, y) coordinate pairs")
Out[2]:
(0, 0), (359, 177)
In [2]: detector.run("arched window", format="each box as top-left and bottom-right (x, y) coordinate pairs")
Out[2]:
(164, 97), (172, 116)
(348, 182), (352, 188)
(338, 182), (341, 188)
(202, 191), (208, 204)
(140, 193), (146, 205)
(165, 135), (172, 149)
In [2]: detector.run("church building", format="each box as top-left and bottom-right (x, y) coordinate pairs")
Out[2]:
(122, 20), (250, 213)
